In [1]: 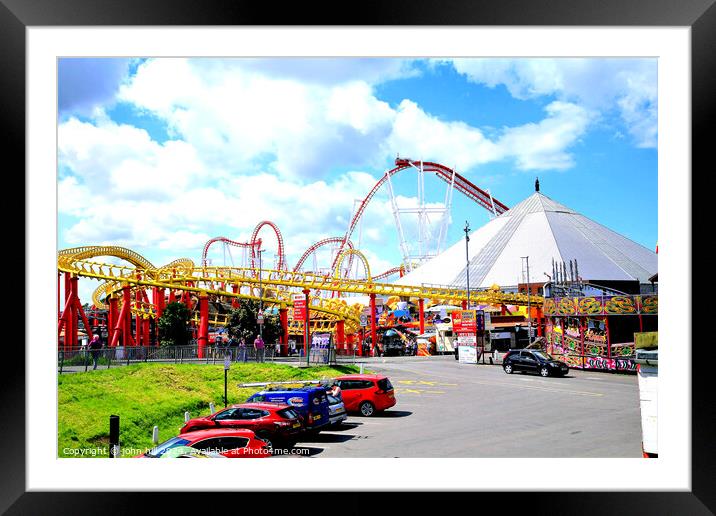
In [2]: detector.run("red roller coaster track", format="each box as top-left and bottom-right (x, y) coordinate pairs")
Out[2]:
(201, 237), (260, 267)
(293, 236), (354, 272)
(331, 158), (509, 271)
(250, 220), (286, 271)
(202, 221), (286, 271)
(373, 265), (405, 281)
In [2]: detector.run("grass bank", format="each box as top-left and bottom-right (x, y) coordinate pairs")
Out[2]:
(58, 362), (359, 457)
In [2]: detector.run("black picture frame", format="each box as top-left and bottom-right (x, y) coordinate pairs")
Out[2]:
(5, 0), (709, 513)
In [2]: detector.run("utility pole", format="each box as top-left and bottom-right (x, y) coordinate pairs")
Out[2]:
(464, 221), (471, 307)
(522, 256), (532, 344)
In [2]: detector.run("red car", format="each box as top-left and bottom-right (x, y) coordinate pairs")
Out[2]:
(140, 428), (270, 458)
(334, 374), (397, 416)
(180, 402), (302, 449)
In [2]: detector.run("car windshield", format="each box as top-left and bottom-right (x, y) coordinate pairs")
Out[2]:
(327, 394), (341, 405)
(145, 437), (191, 458)
(533, 351), (553, 361)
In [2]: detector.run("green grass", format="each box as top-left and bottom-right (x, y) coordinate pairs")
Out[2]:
(58, 362), (359, 458)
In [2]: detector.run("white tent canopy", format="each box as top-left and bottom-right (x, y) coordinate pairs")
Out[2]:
(395, 191), (657, 289)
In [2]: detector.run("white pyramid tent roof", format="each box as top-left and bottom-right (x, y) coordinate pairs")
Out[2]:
(395, 191), (657, 289)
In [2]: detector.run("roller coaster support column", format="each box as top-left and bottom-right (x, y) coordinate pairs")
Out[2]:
(336, 320), (345, 350)
(418, 298), (425, 334)
(122, 284), (133, 347)
(462, 300), (467, 310)
(66, 273), (77, 349)
(71, 275), (93, 347)
(58, 272), (61, 322)
(108, 295), (118, 346)
(153, 287), (165, 320)
(370, 293), (377, 356)
(198, 292), (209, 359)
(109, 286), (133, 348)
(302, 289), (311, 361)
(279, 306), (288, 356)
(135, 275), (143, 346)
(232, 285), (239, 308)
(142, 316), (150, 349)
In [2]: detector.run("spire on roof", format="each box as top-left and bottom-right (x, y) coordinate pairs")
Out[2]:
(535, 177), (540, 192)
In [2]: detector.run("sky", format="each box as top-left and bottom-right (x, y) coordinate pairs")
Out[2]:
(57, 57), (657, 299)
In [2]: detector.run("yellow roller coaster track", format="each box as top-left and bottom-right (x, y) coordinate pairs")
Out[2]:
(59, 246), (542, 335)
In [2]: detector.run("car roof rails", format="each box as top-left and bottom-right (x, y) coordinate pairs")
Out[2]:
(238, 380), (328, 389)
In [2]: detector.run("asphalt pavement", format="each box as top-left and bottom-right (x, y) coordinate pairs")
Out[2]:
(289, 355), (643, 458)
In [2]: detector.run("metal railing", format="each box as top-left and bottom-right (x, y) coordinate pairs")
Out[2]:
(57, 344), (359, 373)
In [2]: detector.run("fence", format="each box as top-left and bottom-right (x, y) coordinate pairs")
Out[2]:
(58, 344), (357, 373)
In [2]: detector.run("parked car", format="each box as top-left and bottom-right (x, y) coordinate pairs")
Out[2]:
(334, 374), (397, 416)
(246, 386), (331, 433)
(140, 428), (270, 458)
(326, 394), (348, 427)
(179, 402), (303, 449)
(502, 349), (569, 377)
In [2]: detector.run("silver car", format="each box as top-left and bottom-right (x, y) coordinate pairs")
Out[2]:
(327, 394), (348, 427)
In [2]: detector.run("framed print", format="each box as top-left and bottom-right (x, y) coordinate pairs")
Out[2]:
(6, 0), (712, 513)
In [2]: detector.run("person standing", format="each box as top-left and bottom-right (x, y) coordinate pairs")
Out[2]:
(237, 337), (247, 363)
(89, 334), (102, 370)
(254, 335), (265, 363)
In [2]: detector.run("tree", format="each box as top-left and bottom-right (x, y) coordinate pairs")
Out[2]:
(227, 300), (283, 344)
(157, 301), (191, 347)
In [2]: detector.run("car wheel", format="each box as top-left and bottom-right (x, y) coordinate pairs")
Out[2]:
(359, 401), (375, 417)
(540, 366), (550, 377)
(256, 432), (274, 453)
(503, 364), (513, 374)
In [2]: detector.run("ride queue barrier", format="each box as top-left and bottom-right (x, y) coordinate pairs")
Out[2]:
(57, 344), (361, 373)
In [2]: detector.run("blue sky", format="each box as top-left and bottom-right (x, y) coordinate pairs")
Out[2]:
(58, 57), (657, 286)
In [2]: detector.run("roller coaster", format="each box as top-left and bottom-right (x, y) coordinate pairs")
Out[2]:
(58, 159), (538, 358)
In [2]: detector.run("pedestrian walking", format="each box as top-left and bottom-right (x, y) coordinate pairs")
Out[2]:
(254, 335), (265, 363)
(89, 334), (102, 370)
(275, 341), (281, 358)
(237, 337), (247, 363)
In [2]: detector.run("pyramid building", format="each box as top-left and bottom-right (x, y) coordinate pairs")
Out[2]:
(395, 187), (657, 293)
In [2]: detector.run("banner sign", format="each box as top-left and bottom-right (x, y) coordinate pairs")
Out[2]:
(458, 345), (478, 364)
(292, 293), (307, 320)
(310, 333), (331, 364)
(452, 310), (477, 333)
(457, 334), (476, 346)
(543, 295), (658, 316)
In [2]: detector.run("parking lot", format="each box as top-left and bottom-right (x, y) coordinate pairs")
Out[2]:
(288, 355), (643, 458)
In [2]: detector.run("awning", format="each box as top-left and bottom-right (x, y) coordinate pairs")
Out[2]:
(490, 322), (520, 328)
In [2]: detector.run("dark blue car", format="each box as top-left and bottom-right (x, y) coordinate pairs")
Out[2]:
(246, 386), (330, 433)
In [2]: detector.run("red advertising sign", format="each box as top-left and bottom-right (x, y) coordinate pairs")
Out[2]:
(452, 310), (477, 333)
(292, 293), (306, 319)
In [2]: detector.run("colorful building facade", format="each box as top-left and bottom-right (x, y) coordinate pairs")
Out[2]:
(543, 294), (658, 372)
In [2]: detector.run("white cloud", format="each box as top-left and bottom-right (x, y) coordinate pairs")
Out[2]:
(59, 57), (623, 281)
(442, 58), (657, 148)
(118, 59), (397, 180)
(496, 101), (593, 170)
(386, 99), (592, 172)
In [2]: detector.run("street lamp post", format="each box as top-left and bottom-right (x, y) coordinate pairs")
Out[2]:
(522, 256), (532, 344)
(464, 221), (471, 307)
(258, 249), (265, 339)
